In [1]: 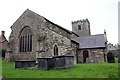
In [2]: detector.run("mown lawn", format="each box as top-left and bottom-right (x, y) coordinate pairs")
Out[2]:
(2, 60), (119, 78)
(0, 58), (2, 76)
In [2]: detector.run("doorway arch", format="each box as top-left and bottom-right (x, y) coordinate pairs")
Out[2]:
(83, 50), (89, 63)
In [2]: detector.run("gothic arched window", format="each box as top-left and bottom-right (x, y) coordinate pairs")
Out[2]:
(19, 26), (32, 52)
(54, 45), (58, 56)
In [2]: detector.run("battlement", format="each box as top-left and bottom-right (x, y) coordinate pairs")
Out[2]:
(72, 18), (91, 37)
(72, 18), (90, 24)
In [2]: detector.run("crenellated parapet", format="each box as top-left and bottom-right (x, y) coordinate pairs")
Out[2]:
(72, 18), (90, 24)
(71, 18), (91, 37)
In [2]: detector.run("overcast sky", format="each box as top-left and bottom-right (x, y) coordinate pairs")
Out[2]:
(0, 0), (119, 45)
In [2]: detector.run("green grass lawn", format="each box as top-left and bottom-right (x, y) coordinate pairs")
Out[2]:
(2, 60), (119, 78)
(0, 58), (2, 76)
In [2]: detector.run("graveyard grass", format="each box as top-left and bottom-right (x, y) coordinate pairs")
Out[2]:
(0, 66), (1, 76)
(2, 59), (119, 78)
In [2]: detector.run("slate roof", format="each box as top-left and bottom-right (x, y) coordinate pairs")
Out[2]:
(27, 9), (72, 34)
(73, 34), (106, 49)
(44, 17), (72, 34)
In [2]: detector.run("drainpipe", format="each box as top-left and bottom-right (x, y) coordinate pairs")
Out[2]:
(103, 49), (106, 62)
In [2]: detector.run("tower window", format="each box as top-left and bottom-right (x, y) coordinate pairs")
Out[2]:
(78, 25), (81, 30)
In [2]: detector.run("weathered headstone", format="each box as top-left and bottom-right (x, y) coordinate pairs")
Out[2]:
(107, 52), (115, 63)
(118, 58), (120, 63)
(86, 57), (91, 63)
(37, 55), (74, 70)
(15, 60), (36, 68)
(37, 57), (54, 70)
(53, 55), (74, 69)
(93, 57), (99, 63)
(118, 52), (120, 63)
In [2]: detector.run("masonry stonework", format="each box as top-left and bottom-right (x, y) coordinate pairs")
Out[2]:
(72, 19), (91, 37)
(6, 9), (76, 63)
(5, 9), (107, 64)
(77, 49), (107, 63)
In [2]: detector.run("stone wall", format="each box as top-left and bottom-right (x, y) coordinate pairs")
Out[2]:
(77, 48), (107, 63)
(5, 53), (36, 61)
(6, 10), (46, 61)
(90, 49), (107, 63)
(77, 50), (83, 63)
(46, 21), (71, 39)
(6, 9), (73, 62)
(71, 41), (79, 64)
(71, 32), (79, 38)
(45, 29), (71, 57)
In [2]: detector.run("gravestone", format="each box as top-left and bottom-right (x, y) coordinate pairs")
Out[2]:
(37, 55), (74, 70)
(118, 57), (120, 63)
(15, 60), (36, 68)
(92, 57), (99, 63)
(107, 52), (115, 63)
(86, 57), (91, 63)
(37, 57), (54, 70)
(53, 55), (74, 69)
(118, 52), (120, 63)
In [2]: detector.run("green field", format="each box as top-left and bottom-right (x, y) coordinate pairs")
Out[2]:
(1, 60), (119, 78)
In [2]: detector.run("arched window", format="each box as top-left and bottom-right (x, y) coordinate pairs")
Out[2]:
(19, 26), (32, 52)
(54, 45), (58, 56)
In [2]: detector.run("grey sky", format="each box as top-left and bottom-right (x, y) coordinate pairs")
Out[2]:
(0, 0), (118, 44)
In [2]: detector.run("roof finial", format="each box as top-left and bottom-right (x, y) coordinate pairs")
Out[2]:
(104, 29), (106, 35)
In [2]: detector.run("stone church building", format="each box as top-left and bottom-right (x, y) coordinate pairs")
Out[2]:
(5, 9), (107, 63)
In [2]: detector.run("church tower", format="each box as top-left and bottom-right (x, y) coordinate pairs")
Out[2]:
(72, 19), (91, 37)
